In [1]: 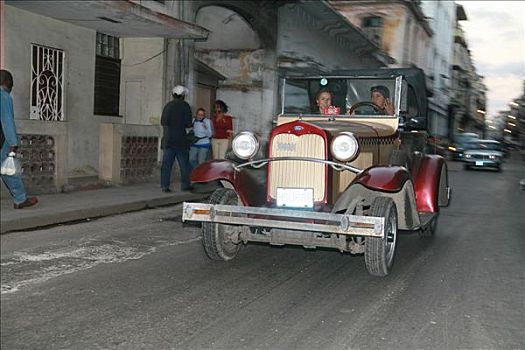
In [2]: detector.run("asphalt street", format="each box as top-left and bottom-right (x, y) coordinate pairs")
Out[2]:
(1, 157), (524, 350)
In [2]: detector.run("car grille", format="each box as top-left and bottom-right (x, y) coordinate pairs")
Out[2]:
(469, 154), (489, 160)
(269, 133), (326, 201)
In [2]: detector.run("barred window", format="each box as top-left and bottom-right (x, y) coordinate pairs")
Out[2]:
(362, 16), (383, 47)
(94, 33), (121, 116)
(30, 44), (65, 121)
(96, 32), (120, 59)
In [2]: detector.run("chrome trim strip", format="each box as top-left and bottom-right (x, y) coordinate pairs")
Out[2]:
(233, 157), (363, 174)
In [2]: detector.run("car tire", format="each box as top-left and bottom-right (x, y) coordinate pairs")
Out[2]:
(364, 197), (397, 277)
(202, 188), (242, 261)
(464, 164), (470, 170)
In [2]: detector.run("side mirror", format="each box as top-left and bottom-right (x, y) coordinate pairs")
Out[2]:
(399, 115), (424, 132)
(398, 115), (406, 131)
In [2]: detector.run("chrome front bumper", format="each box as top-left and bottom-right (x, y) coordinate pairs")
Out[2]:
(464, 159), (501, 167)
(182, 202), (385, 238)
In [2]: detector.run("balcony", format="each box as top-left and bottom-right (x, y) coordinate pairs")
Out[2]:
(6, 0), (209, 39)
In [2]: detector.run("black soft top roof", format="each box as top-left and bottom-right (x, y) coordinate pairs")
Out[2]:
(289, 68), (429, 94)
(332, 67), (430, 96)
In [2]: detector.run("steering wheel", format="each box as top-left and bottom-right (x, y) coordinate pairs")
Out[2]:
(348, 101), (382, 115)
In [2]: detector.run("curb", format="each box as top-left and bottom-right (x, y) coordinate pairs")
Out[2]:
(0, 192), (209, 234)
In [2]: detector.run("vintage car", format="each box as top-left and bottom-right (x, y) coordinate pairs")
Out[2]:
(463, 139), (504, 171)
(182, 68), (450, 277)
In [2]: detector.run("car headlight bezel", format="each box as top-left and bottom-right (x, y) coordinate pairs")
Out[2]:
(330, 132), (359, 163)
(232, 131), (260, 160)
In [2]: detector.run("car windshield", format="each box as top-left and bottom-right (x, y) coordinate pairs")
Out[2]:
(282, 77), (400, 117)
(456, 133), (479, 144)
(466, 141), (501, 151)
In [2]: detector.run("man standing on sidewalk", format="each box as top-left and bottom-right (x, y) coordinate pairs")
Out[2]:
(160, 85), (193, 192)
(0, 69), (38, 209)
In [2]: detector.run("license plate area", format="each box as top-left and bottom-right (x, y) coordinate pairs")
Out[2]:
(276, 188), (314, 208)
(475, 161), (484, 166)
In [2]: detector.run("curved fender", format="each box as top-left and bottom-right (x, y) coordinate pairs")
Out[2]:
(413, 155), (446, 213)
(190, 160), (266, 207)
(353, 165), (411, 192)
(191, 160), (236, 184)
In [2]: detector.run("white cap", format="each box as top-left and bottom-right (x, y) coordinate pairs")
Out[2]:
(172, 85), (188, 96)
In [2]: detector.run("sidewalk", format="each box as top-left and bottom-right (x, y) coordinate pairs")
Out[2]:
(0, 182), (212, 234)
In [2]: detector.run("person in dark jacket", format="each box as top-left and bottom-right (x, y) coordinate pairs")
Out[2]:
(160, 85), (193, 192)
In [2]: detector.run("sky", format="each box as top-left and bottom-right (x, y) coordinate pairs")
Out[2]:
(457, 1), (525, 119)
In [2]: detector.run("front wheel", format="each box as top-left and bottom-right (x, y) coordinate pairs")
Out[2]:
(202, 188), (242, 261)
(364, 197), (397, 277)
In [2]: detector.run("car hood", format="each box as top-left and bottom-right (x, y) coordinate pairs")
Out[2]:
(464, 149), (503, 157)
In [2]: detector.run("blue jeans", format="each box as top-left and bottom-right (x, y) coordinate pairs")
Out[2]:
(1, 142), (27, 204)
(189, 145), (210, 168)
(161, 148), (192, 190)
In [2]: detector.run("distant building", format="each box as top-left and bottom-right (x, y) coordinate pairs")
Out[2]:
(449, 4), (487, 140)
(421, 0), (456, 139)
(507, 84), (525, 147)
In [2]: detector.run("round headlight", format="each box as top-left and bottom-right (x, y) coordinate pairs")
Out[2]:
(331, 132), (359, 162)
(232, 131), (259, 160)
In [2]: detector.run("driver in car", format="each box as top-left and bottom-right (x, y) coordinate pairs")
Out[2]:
(370, 85), (394, 115)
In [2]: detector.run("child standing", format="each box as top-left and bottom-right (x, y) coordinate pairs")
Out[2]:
(189, 108), (213, 168)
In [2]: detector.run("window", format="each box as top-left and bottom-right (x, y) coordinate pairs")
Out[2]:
(94, 33), (121, 116)
(30, 44), (65, 121)
(362, 16), (383, 47)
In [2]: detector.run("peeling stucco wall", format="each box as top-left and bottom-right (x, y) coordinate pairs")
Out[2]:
(194, 5), (278, 138)
(195, 49), (267, 133)
(120, 38), (165, 126)
(278, 4), (384, 71)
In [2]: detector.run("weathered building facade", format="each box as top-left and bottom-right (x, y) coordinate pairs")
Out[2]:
(1, 0), (209, 194)
(331, 0), (433, 72)
(420, 0), (456, 139)
(1, 0), (388, 195)
(449, 4), (487, 139)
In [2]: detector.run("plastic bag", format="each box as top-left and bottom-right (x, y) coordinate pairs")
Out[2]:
(1, 152), (21, 176)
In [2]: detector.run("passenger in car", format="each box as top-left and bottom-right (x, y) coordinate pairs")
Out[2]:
(315, 88), (335, 114)
(370, 85), (394, 115)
